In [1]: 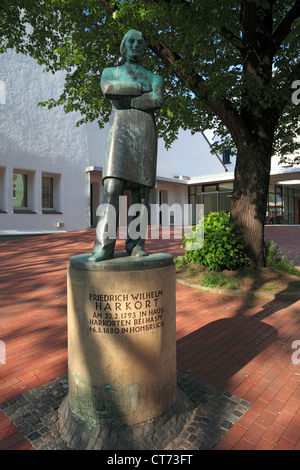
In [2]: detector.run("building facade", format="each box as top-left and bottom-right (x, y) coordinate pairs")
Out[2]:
(0, 50), (299, 236)
(188, 161), (300, 225)
(0, 49), (90, 234)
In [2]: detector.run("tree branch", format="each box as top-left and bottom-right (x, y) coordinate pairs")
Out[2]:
(219, 26), (244, 52)
(152, 0), (244, 52)
(99, 0), (117, 15)
(99, 0), (249, 147)
(149, 41), (249, 148)
(240, 0), (257, 48)
(270, 2), (300, 55)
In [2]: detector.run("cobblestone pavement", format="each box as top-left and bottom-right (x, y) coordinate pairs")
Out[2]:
(0, 226), (299, 450)
(0, 372), (250, 450)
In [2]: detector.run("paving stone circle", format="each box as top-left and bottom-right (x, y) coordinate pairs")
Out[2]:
(0, 371), (250, 450)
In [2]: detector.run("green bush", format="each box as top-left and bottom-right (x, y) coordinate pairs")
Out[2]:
(179, 211), (248, 271)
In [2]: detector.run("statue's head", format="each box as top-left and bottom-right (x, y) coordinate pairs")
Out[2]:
(120, 30), (146, 63)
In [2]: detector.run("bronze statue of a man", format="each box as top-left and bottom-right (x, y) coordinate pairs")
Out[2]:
(88, 30), (164, 262)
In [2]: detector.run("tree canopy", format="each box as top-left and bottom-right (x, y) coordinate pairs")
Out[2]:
(1, 0), (300, 265)
(1, 0), (299, 161)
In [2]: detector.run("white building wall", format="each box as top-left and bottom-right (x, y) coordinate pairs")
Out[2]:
(0, 50), (89, 233)
(87, 121), (107, 168)
(87, 120), (226, 179)
(157, 129), (226, 179)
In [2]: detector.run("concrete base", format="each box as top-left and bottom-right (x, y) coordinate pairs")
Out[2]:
(59, 252), (178, 448)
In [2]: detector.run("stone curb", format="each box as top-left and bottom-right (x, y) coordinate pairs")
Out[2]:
(176, 278), (300, 299)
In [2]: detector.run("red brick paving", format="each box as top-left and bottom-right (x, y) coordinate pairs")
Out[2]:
(0, 226), (299, 450)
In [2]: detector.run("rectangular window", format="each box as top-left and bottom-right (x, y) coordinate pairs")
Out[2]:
(288, 196), (295, 224)
(222, 149), (231, 164)
(0, 167), (6, 212)
(203, 193), (218, 215)
(219, 182), (233, 192)
(203, 184), (217, 192)
(219, 192), (232, 212)
(13, 173), (28, 208)
(42, 176), (54, 209)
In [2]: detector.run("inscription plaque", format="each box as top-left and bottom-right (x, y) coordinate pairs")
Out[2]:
(88, 289), (164, 335)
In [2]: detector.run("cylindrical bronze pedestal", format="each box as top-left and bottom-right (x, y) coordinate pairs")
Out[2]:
(64, 252), (176, 430)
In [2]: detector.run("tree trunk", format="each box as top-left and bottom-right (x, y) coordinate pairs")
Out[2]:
(230, 140), (272, 266)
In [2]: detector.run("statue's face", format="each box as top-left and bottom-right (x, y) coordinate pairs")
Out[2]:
(124, 31), (145, 63)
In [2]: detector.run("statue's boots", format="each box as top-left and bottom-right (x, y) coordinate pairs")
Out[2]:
(126, 238), (148, 258)
(87, 241), (115, 262)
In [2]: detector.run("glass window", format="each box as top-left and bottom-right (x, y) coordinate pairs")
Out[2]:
(203, 193), (217, 215)
(0, 167), (5, 211)
(196, 194), (202, 205)
(203, 185), (217, 192)
(283, 195), (289, 224)
(219, 182), (233, 192)
(42, 176), (54, 209)
(189, 185), (203, 195)
(275, 206), (283, 224)
(189, 188), (202, 225)
(269, 184), (275, 194)
(267, 193), (275, 224)
(222, 149), (231, 164)
(13, 173), (28, 208)
(288, 196), (295, 224)
(219, 192), (232, 213)
(189, 193), (195, 206)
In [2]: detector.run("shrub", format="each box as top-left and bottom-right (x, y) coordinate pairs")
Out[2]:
(179, 211), (248, 271)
